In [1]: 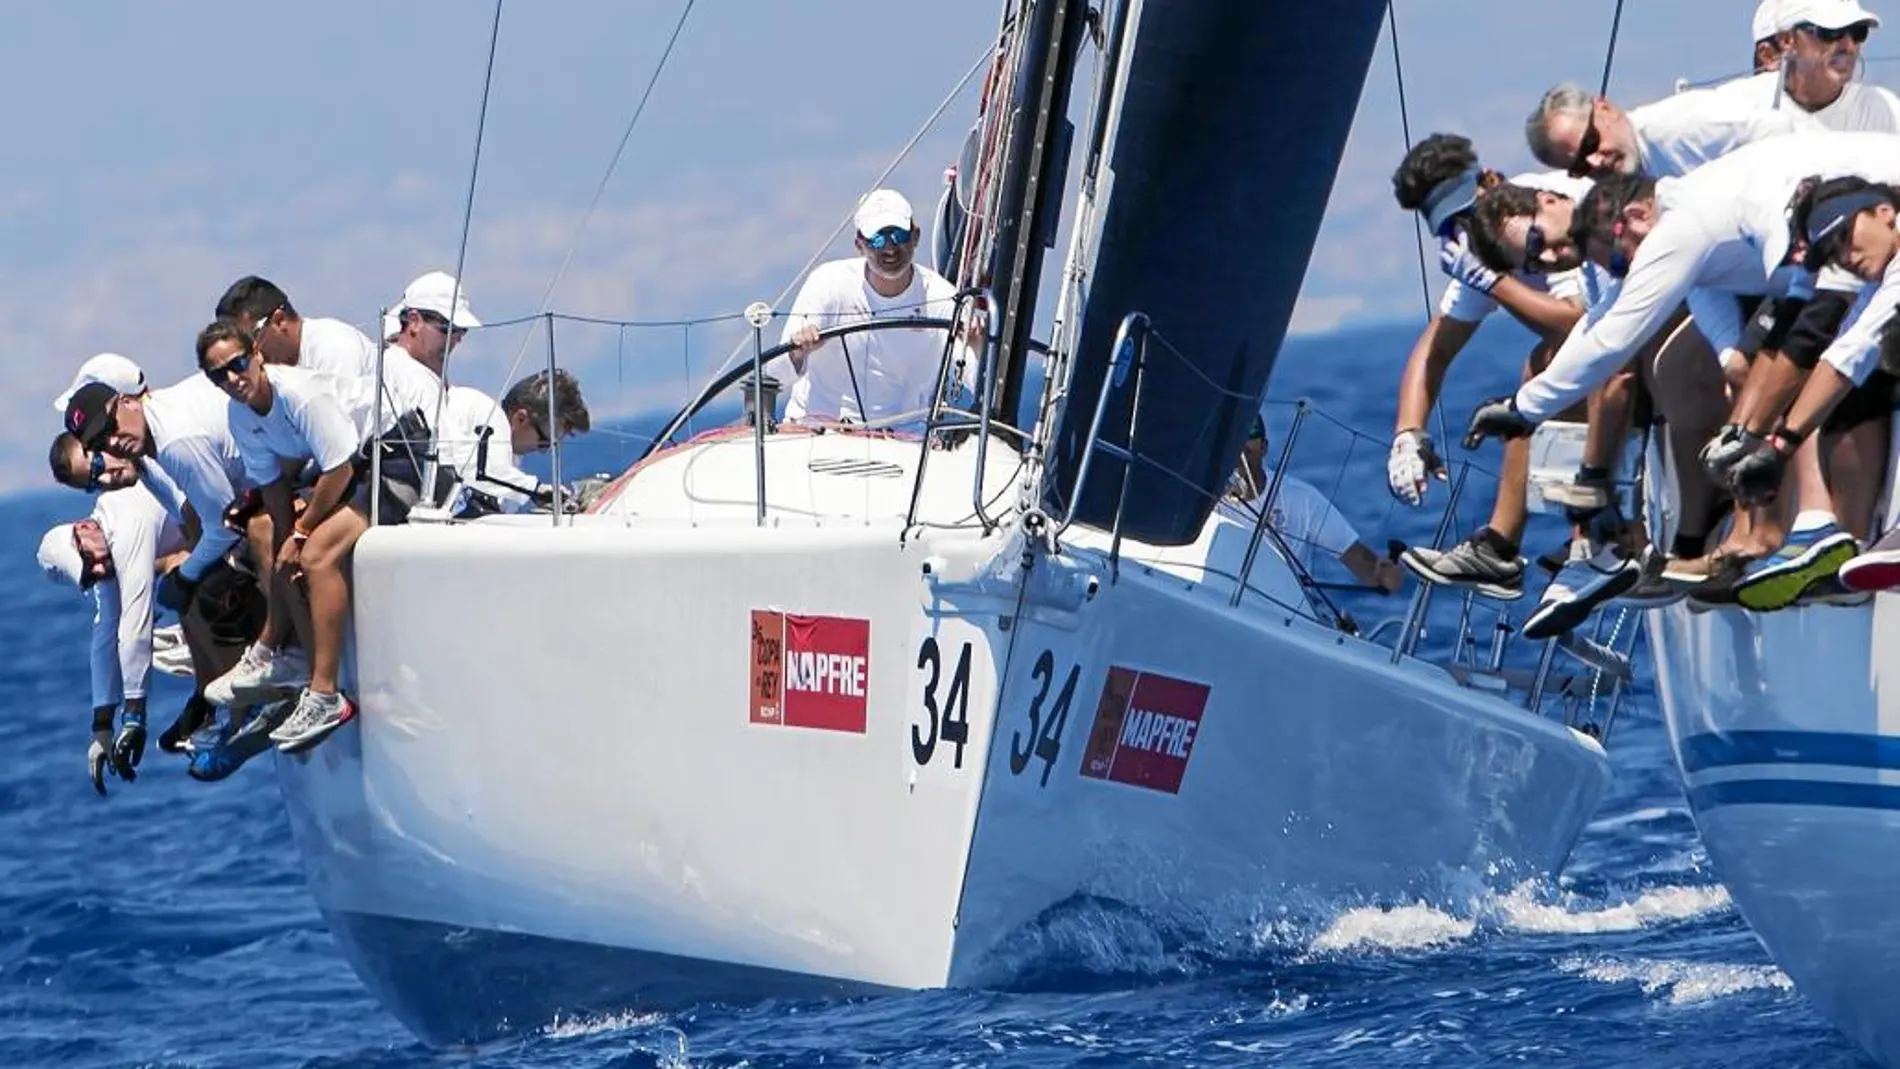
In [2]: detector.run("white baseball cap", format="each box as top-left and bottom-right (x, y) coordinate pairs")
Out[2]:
(1777, 0), (1881, 31)
(853, 189), (914, 238)
(1754, 0), (1784, 41)
(394, 271), (482, 330)
(51, 353), (145, 413)
(37, 523), (83, 588)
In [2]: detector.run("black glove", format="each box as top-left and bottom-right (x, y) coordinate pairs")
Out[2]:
(1729, 440), (1791, 505)
(155, 569), (199, 614)
(1699, 424), (1763, 485)
(112, 706), (146, 781)
(1463, 395), (1535, 449)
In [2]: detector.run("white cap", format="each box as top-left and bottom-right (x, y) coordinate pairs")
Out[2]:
(853, 189), (914, 238)
(51, 353), (144, 413)
(1754, 0), (1784, 41)
(394, 271), (482, 329)
(1777, 0), (1881, 31)
(37, 524), (82, 588)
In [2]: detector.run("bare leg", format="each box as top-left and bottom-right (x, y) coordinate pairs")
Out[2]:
(300, 504), (370, 695)
(244, 512), (293, 650)
(1824, 414), (1890, 542)
(1642, 318), (1728, 548)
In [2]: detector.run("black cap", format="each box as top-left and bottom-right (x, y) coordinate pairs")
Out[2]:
(64, 381), (119, 448)
(1247, 413), (1266, 441)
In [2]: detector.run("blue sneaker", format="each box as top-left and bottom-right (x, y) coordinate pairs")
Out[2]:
(1734, 524), (1859, 612)
(184, 708), (275, 782)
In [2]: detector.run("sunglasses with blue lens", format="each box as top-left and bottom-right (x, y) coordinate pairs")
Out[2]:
(204, 350), (253, 385)
(863, 226), (913, 250)
(85, 450), (106, 493)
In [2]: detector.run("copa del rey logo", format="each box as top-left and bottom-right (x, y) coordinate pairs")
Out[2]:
(750, 609), (870, 733)
(1078, 666), (1211, 794)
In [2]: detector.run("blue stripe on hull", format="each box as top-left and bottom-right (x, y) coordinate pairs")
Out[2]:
(1687, 779), (1900, 813)
(1679, 730), (1900, 775)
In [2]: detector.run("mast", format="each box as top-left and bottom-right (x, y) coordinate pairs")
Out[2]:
(983, 0), (1090, 430)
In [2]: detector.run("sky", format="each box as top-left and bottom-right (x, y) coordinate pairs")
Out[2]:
(0, 0), (1885, 496)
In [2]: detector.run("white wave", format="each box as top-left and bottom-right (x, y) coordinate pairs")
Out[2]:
(1494, 882), (1731, 935)
(541, 1008), (666, 1039)
(1307, 903), (1477, 954)
(1557, 954), (1793, 1005)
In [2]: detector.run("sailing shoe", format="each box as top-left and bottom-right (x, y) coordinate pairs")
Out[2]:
(182, 711), (235, 780)
(152, 625), (194, 678)
(1795, 573), (1873, 608)
(204, 644), (310, 707)
(227, 699), (294, 750)
(1400, 537), (1525, 601)
(270, 689), (357, 755)
(1733, 524), (1859, 612)
(1523, 545), (1643, 640)
(1840, 527), (1900, 593)
(1611, 569), (1686, 609)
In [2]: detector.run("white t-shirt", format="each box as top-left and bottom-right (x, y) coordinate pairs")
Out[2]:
(141, 374), (248, 582)
(1221, 469), (1360, 572)
(1440, 170), (1597, 324)
(1628, 80), (1809, 178)
(298, 316), (381, 439)
(439, 384), (541, 512)
(228, 365), (365, 488)
(1517, 131), (1900, 420)
(775, 259), (968, 424)
(87, 483), (189, 708)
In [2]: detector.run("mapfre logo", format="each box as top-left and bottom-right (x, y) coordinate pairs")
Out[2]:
(750, 609), (871, 733)
(1078, 666), (1211, 794)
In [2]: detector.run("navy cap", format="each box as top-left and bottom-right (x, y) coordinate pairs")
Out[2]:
(63, 381), (119, 448)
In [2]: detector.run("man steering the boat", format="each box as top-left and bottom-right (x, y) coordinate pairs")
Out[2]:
(1464, 131), (1900, 611)
(778, 188), (975, 428)
(1383, 132), (1645, 625)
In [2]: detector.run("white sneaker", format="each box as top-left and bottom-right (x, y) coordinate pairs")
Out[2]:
(270, 688), (356, 754)
(204, 644), (310, 706)
(1523, 545), (1642, 640)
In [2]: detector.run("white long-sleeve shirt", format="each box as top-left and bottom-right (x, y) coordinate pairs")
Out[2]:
(141, 375), (249, 583)
(87, 484), (188, 708)
(1627, 79), (1810, 178)
(1516, 131), (1900, 420)
(774, 259), (968, 424)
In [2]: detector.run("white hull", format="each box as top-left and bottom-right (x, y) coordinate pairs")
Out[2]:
(1650, 597), (1900, 1068)
(275, 431), (1611, 1043)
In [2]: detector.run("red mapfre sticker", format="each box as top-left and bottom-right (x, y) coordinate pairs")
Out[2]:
(750, 610), (870, 733)
(1078, 666), (1210, 794)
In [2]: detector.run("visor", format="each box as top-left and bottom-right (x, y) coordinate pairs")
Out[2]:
(1421, 167), (1482, 238)
(1804, 188), (1891, 268)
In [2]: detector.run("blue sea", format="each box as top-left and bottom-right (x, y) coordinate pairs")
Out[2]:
(0, 320), (1876, 1067)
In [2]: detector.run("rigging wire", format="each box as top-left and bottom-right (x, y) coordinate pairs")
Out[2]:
(669, 40), (998, 416)
(1598, 0), (1627, 96)
(483, 0), (699, 398)
(1384, 4), (1456, 456)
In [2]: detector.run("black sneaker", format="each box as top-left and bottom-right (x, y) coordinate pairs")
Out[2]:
(1400, 536), (1526, 600)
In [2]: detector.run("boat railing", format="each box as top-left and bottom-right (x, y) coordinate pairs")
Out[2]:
(1048, 308), (1641, 743)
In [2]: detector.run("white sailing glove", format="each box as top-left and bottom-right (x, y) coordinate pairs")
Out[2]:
(1387, 430), (1446, 506)
(1438, 232), (1501, 294)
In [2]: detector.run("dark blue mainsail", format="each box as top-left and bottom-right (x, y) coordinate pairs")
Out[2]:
(1039, 1), (1389, 544)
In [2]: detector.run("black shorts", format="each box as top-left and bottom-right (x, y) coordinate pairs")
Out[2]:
(1824, 369), (1899, 432)
(193, 559), (266, 646)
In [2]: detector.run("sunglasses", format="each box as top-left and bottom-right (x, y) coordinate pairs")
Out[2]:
(84, 450), (106, 493)
(417, 309), (467, 336)
(1796, 21), (1871, 44)
(203, 349), (253, 385)
(862, 226), (913, 250)
(1567, 110), (1603, 179)
(1523, 220), (1550, 272)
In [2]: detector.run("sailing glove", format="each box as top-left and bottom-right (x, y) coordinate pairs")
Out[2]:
(1438, 232), (1501, 295)
(1463, 395), (1534, 449)
(88, 730), (115, 795)
(1698, 425), (1763, 484)
(1729, 441), (1790, 505)
(113, 706), (147, 777)
(1386, 430), (1446, 506)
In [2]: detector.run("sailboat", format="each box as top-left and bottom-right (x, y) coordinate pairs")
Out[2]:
(273, 0), (1622, 1044)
